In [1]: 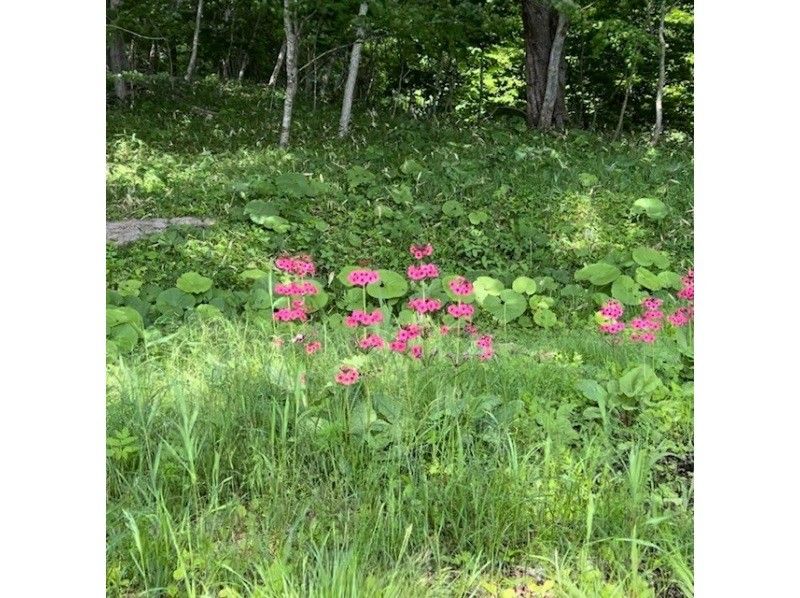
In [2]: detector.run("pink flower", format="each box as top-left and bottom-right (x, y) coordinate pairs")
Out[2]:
(439, 325), (450, 335)
(389, 339), (407, 352)
(272, 337), (285, 348)
(631, 317), (649, 330)
(347, 269), (380, 286)
(479, 347), (494, 361)
(275, 257), (294, 273)
(273, 306), (307, 322)
(408, 297), (443, 314)
(448, 276), (474, 297)
(677, 284), (694, 301)
(600, 300), (624, 319)
(599, 321), (625, 335)
(275, 255), (316, 277)
(407, 263), (439, 281)
(643, 309), (664, 321)
(409, 345), (423, 359)
(641, 297), (663, 311)
(305, 341), (321, 355)
(335, 366), (360, 385)
(476, 335), (493, 349)
(358, 334), (385, 350)
(640, 332), (656, 344)
(465, 323), (478, 335)
(447, 303), (475, 319)
(409, 243), (434, 260)
(667, 307), (693, 327)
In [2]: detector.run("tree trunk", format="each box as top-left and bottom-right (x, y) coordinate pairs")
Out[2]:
(238, 54), (249, 82)
(184, 0), (204, 82)
(108, 0), (129, 101)
(268, 41), (287, 87)
(338, 1), (369, 138)
(279, 0), (299, 147)
(520, 0), (552, 127)
(148, 42), (159, 73)
(652, 6), (667, 145)
(614, 82), (632, 141)
(539, 11), (568, 130)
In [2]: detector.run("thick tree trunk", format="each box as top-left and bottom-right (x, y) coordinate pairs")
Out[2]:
(539, 12), (568, 130)
(520, 0), (552, 127)
(652, 6), (667, 145)
(338, 1), (369, 138)
(108, 0), (129, 101)
(268, 41), (287, 87)
(184, 0), (204, 82)
(279, 0), (299, 147)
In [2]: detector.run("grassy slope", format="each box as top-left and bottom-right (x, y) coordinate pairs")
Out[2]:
(107, 322), (693, 596)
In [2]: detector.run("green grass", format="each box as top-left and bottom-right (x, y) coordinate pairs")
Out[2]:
(107, 81), (693, 293)
(107, 320), (693, 596)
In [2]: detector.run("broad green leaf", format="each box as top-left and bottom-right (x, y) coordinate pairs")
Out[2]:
(632, 247), (670, 269)
(468, 210), (489, 225)
(578, 172), (599, 187)
(635, 267), (663, 290)
(511, 276), (538, 295)
(482, 289), (527, 323)
(533, 307), (557, 328)
(611, 275), (645, 305)
(657, 271), (683, 290)
(473, 276), (504, 303)
(576, 379), (607, 404)
(619, 365), (662, 398)
(240, 269), (268, 281)
(155, 288), (196, 316)
(442, 200), (464, 217)
(575, 262), (621, 286)
(367, 269), (408, 299)
(194, 303), (224, 319)
(632, 197), (668, 220)
(176, 271), (213, 294)
(117, 279), (142, 297)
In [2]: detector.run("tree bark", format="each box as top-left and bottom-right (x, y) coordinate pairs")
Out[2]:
(278, 0), (299, 147)
(338, 1), (369, 138)
(238, 54), (249, 82)
(652, 5), (667, 145)
(108, 0), (129, 101)
(268, 41), (287, 87)
(520, 1), (568, 130)
(539, 11), (568, 130)
(184, 0), (204, 82)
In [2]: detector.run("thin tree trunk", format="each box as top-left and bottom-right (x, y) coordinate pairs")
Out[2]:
(319, 55), (334, 101)
(539, 11), (568, 130)
(652, 5), (667, 145)
(148, 42), (159, 73)
(268, 41), (287, 87)
(279, 0), (299, 147)
(108, 0), (129, 101)
(614, 81), (632, 141)
(338, 1), (369, 138)
(184, 0), (204, 82)
(238, 54), (249, 81)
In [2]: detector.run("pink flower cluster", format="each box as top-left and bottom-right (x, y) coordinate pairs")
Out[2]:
(335, 366), (359, 385)
(347, 269), (380, 286)
(305, 341), (321, 355)
(275, 281), (318, 296)
(667, 306), (693, 327)
(274, 299), (308, 323)
(677, 269), (694, 301)
(407, 263), (439, 281)
(447, 303), (475, 319)
(358, 334), (386, 350)
(448, 276), (474, 296)
(408, 297), (442, 314)
(409, 243), (434, 260)
(475, 334), (494, 361)
(345, 309), (384, 327)
(275, 255), (315, 277)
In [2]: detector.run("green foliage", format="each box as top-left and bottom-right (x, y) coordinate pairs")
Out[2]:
(176, 271), (213, 294)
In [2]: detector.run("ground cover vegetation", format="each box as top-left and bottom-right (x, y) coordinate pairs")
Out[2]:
(107, 0), (693, 594)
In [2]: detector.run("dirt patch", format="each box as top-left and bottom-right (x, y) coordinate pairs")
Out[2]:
(106, 217), (215, 245)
